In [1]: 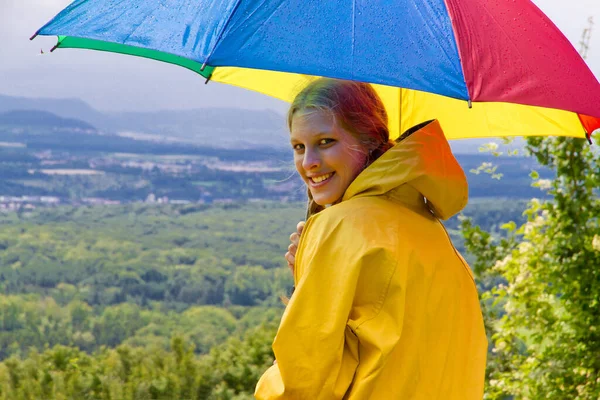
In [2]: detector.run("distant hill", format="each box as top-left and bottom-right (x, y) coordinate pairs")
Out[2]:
(0, 93), (532, 153)
(0, 94), (106, 126)
(0, 110), (96, 131)
(107, 108), (285, 132)
(105, 108), (288, 148)
(0, 93), (288, 149)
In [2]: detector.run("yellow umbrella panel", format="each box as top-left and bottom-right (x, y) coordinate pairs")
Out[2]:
(212, 67), (590, 141)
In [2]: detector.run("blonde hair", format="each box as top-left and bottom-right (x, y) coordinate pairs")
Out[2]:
(288, 78), (394, 218)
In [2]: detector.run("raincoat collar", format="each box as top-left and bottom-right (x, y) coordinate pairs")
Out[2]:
(342, 119), (468, 220)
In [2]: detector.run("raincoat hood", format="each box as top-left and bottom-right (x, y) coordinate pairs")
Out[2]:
(343, 119), (468, 220)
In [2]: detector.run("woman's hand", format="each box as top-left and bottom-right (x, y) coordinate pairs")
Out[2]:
(285, 221), (305, 274)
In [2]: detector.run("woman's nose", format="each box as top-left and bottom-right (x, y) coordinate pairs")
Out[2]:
(302, 148), (320, 171)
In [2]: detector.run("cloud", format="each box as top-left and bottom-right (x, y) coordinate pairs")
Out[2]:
(1, 0), (71, 35)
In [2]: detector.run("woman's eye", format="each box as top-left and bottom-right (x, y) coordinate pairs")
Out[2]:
(293, 144), (304, 151)
(319, 138), (334, 146)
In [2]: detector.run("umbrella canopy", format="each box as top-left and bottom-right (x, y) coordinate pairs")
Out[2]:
(32, 0), (600, 141)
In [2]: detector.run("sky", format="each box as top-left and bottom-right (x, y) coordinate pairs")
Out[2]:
(0, 0), (598, 114)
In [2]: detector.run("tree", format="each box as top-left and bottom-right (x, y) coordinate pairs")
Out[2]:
(462, 131), (600, 398)
(225, 266), (273, 306)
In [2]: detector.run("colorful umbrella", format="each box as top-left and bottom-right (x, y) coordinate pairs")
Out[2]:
(31, 0), (600, 142)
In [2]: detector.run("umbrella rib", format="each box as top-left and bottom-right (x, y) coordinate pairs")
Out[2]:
(201, 0), (244, 70)
(31, 0), (88, 40)
(475, 0), (536, 96)
(351, 0), (356, 78)
(225, 0), (288, 57)
(441, 0), (472, 103)
(120, 7), (160, 47)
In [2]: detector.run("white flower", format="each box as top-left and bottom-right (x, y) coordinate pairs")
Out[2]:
(541, 209), (550, 218)
(505, 300), (516, 313)
(494, 259), (506, 270)
(534, 215), (546, 227)
(524, 222), (535, 235)
(518, 242), (533, 253)
(536, 179), (553, 190)
(493, 256), (512, 271)
(592, 235), (600, 252)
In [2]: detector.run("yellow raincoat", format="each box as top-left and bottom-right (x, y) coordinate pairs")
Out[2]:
(255, 120), (487, 399)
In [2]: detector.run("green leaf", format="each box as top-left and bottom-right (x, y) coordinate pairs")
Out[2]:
(501, 221), (517, 232)
(529, 170), (539, 180)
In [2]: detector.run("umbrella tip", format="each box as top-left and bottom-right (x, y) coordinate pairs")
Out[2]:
(50, 44), (59, 53)
(30, 32), (38, 41)
(467, 100), (472, 109)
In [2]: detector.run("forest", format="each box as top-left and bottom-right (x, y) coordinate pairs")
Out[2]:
(0, 203), (295, 399)
(0, 197), (526, 399)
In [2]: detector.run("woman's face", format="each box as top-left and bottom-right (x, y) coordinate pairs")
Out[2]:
(290, 110), (367, 206)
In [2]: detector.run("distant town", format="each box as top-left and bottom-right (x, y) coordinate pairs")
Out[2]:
(0, 106), (549, 215)
(0, 148), (300, 212)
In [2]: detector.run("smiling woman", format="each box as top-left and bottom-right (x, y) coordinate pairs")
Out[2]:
(255, 79), (488, 399)
(290, 111), (366, 207)
(287, 79), (395, 214)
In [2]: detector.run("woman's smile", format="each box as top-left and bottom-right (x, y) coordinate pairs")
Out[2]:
(308, 172), (335, 186)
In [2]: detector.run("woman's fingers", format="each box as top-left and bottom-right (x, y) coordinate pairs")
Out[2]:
(290, 232), (300, 247)
(289, 221), (305, 247)
(297, 221), (305, 235)
(285, 251), (295, 264)
(285, 221), (305, 275)
(285, 251), (295, 272)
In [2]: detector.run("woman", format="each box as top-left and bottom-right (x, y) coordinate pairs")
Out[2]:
(255, 79), (487, 399)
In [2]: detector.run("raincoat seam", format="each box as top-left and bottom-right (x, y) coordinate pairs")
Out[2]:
(293, 217), (314, 286)
(315, 200), (399, 331)
(292, 210), (329, 286)
(353, 256), (399, 332)
(439, 220), (476, 284)
(342, 325), (360, 399)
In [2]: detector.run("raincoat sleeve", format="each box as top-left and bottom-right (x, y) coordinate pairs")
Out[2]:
(255, 211), (400, 399)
